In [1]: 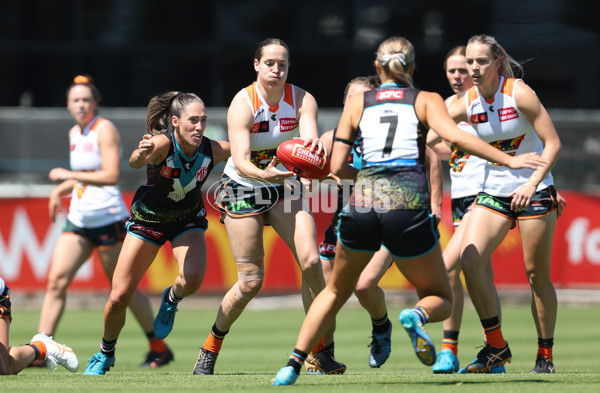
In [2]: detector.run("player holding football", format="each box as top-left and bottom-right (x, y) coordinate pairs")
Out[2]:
(194, 38), (345, 376)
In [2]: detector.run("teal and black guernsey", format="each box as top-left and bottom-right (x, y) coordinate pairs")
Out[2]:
(131, 130), (215, 224)
(352, 85), (430, 211)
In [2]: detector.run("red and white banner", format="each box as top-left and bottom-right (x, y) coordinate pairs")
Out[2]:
(1, 190), (599, 294)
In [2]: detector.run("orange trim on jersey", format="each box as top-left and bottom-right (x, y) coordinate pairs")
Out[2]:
(466, 86), (479, 106)
(283, 83), (294, 108)
(500, 77), (516, 97)
(245, 82), (294, 114)
(245, 83), (263, 114)
(88, 117), (106, 132)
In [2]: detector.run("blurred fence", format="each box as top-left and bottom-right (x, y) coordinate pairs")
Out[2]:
(1, 107), (599, 195)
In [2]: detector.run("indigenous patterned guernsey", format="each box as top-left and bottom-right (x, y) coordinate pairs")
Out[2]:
(130, 129), (214, 224)
(352, 83), (430, 211)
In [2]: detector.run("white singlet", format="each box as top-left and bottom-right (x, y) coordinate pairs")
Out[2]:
(223, 82), (300, 187)
(464, 77), (553, 196)
(67, 116), (129, 228)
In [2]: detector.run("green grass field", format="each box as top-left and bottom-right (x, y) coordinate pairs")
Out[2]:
(3, 296), (599, 393)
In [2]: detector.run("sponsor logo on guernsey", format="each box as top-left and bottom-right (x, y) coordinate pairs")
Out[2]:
(477, 195), (504, 210)
(376, 89), (404, 100)
(470, 112), (488, 123)
(82, 142), (94, 152)
(160, 166), (181, 178)
(279, 118), (298, 132)
(498, 107), (518, 122)
(250, 121), (269, 133)
(292, 144), (326, 169)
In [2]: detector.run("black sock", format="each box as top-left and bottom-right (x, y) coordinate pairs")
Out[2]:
(371, 313), (391, 334)
(166, 286), (182, 304)
(286, 348), (308, 374)
(101, 338), (117, 357)
(538, 337), (554, 348)
(211, 323), (229, 337)
(324, 342), (335, 356)
(28, 343), (41, 360)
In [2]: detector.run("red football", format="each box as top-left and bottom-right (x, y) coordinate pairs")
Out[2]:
(276, 139), (330, 179)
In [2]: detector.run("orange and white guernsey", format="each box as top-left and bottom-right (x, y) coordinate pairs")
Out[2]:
(223, 82), (300, 187)
(447, 94), (485, 199)
(67, 116), (129, 228)
(464, 77), (553, 197)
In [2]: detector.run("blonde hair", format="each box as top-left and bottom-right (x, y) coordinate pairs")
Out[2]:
(145, 92), (204, 135)
(375, 37), (415, 87)
(467, 34), (523, 78)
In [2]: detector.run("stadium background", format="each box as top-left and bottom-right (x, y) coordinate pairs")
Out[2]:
(1, 0), (599, 295)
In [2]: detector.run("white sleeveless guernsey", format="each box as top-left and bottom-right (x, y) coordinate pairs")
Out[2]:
(223, 82), (300, 187)
(464, 77), (553, 197)
(67, 116), (129, 228)
(447, 94), (485, 199)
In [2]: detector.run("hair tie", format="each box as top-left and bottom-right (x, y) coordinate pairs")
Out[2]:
(73, 75), (90, 84)
(381, 53), (407, 67)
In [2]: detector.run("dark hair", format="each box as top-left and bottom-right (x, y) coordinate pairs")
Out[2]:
(467, 34), (523, 78)
(145, 91), (204, 135)
(342, 75), (380, 104)
(67, 74), (102, 103)
(444, 45), (466, 71)
(253, 38), (290, 62)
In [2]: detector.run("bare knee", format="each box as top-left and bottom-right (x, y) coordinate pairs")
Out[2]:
(237, 278), (263, 300)
(299, 255), (322, 277)
(526, 268), (552, 291)
(178, 273), (204, 294)
(106, 290), (130, 314)
(460, 247), (481, 274)
(45, 273), (71, 296)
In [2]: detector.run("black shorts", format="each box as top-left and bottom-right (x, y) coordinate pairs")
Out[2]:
(217, 174), (302, 218)
(451, 195), (477, 226)
(0, 284), (11, 322)
(126, 216), (208, 246)
(475, 185), (558, 221)
(63, 218), (127, 249)
(338, 208), (439, 259)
